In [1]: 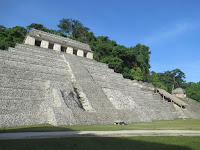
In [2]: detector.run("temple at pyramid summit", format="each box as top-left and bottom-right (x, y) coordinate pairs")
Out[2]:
(24, 29), (94, 59)
(0, 29), (200, 127)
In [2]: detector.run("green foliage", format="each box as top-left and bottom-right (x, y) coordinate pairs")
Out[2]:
(91, 36), (117, 61)
(58, 18), (90, 40)
(27, 23), (58, 35)
(130, 68), (145, 81)
(185, 82), (200, 102)
(150, 69), (186, 93)
(0, 23), (59, 50)
(1, 119), (200, 132)
(89, 36), (151, 81)
(131, 44), (151, 81)
(0, 25), (27, 50)
(101, 56), (124, 73)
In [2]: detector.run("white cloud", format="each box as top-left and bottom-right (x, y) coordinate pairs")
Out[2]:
(144, 22), (197, 45)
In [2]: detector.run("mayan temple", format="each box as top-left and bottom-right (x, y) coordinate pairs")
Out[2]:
(1, 29), (199, 128)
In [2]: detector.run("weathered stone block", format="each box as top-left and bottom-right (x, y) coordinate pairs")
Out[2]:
(24, 36), (35, 45)
(66, 47), (73, 54)
(40, 40), (49, 49)
(53, 43), (61, 51)
(77, 49), (84, 57)
(86, 52), (93, 59)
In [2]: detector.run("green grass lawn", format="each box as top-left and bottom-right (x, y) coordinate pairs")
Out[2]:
(0, 119), (200, 133)
(0, 136), (200, 150)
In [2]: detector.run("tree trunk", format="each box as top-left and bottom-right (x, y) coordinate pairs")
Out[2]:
(172, 76), (175, 93)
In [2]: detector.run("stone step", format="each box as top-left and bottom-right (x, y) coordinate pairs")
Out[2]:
(0, 87), (45, 99)
(90, 71), (123, 79)
(1, 49), (66, 69)
(9, 47), (62, 62)
(0, 99), (44, 114)
(106, 89), (171, 107)
(92, 74), (124, 83)
(81, 59), (108, 68)
(15, 44), (62, 59)
(138, 106), (171, 120)
(0, 58), (68, 76)
(82, 62), (111, 69)
(80, 61), (112, 71)
(97, 81), (139, 91)
(15, 43), (61, 54)
(123, 89), (155, 96)
(180, 98), (200, 119)
(0, 67), (69, 83)
(0, 109), (46, 127)
(63, 54), (119, 115)
(85, 67), (114, 73)
(0, 75), (45, 90)
(5, 48), (63, 63)
(0, 96), (44, 101)
(0, 73), (73, 91)
(136, 103), (170, 109)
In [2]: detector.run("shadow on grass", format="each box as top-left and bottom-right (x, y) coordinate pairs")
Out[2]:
(0, 125), (199, 150)
(0, 125), (73, 133)
(0, 136), (195, 150)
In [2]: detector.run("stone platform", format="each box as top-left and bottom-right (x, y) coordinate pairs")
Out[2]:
(0, 29), (182, 127)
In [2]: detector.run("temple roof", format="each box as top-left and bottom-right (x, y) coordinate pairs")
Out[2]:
(172, 88), (186, 94)
(157, 88), (187, 106)
(28, 28), (92, 52)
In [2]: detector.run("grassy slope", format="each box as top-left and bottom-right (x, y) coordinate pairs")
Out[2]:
(1, 119), (200, 133)
(0, 136), (200, 150)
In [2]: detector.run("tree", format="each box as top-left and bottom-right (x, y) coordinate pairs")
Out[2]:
(185, 82), (200, 102)
(150, 71), (168, 91)
(58, 18), (90, 39)
(101, 56), (124, 73)
(0, 25), (6, 31)
(150, 69), (186, 93)
(27, 23), (44, 31)
(130, 67), (145, 81)
(131, 44), (151, 81)
(0, 26), (27, 50)
(27, 23), (58, 35)
(91, 36), (117, 61)
(170, 69), (186, 91)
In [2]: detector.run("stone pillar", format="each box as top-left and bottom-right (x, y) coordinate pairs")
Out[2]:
(24, 35), (35, 45)
(40, 40), (49, 49)
(77, 49), (84, 57)
(86, 52), (93, 59)
(66, 47), (73, 54)
(53, 43), (61, 51)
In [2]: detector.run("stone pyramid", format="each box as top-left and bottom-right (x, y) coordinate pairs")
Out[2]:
(0, 29), (180, 127)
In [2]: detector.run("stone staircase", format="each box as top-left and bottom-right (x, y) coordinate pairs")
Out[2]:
(0, 43), (180, 127)
(179, 97), (200, 119)
(0, 44), (78, 127)
(79, 57), (179, 122)
(173, 104), (190, 119)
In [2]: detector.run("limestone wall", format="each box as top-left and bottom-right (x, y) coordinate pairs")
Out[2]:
(172, 88), (187, 98)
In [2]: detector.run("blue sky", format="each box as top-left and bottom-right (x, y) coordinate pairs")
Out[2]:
(1, 0), (200, 82)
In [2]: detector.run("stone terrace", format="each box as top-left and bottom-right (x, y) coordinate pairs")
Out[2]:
(0, 30), (181, 127)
